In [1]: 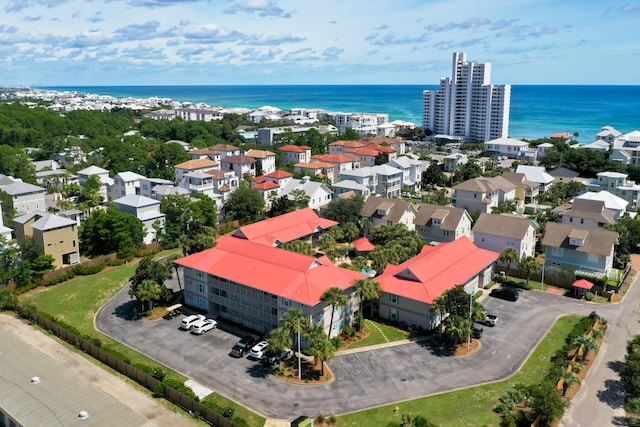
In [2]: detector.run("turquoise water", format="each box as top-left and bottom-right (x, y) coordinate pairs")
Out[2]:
(42, 85), (640, 142)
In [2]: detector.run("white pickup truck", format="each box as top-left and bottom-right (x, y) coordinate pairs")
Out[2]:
(485, 314), (498, 327)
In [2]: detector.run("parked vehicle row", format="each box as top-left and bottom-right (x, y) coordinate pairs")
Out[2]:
(179, 314), (218, 335)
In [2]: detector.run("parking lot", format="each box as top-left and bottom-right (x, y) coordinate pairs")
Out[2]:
(97, 284), (598, 419)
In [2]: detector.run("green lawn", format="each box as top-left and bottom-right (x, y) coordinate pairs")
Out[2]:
(201, 393), (266, 427)
(338, 315), (581, 427)
(342, 319), (410, 350)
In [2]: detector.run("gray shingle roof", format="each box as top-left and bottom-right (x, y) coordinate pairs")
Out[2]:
(361, 196), (415, 224)
(414, 203), (467, 231)
(542, 222), (618, 256)
(472, 213), (536, 240)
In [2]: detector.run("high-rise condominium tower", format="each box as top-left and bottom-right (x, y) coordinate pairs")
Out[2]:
(422, 52), (511, 143)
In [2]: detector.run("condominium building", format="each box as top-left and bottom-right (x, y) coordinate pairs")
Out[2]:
(423, 52), (511, 143)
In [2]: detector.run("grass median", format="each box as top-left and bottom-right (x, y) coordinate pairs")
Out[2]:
(337, 315), (581, 427)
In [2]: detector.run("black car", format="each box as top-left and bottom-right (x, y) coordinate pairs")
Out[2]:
(489, 286), (519, 301)
(230, 335), (257, 358)
(472, 324), (483, 339)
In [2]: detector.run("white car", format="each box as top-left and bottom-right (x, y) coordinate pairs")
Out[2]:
(248, 341), (269, 359)
(191, 319), (217, 335)
(179, 314), (205, 330)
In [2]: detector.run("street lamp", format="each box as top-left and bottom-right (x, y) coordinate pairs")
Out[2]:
(467, 289), (473, 348)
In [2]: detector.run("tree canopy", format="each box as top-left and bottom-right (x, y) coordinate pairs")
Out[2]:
(223, 183), (265, 224)
(321, 195), (365, 226)
(79, 204), (145, 257)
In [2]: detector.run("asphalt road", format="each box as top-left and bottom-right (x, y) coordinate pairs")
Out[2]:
(96, 279), (609, 420)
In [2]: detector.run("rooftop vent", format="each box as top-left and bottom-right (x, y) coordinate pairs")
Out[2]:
(30, 376), (41, 384)
(78, 410), (90, 420)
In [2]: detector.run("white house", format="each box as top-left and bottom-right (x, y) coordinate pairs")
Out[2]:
(113, 195), (165, 245)
(281, 176), (333, 210)
(220, 155), (257, 179)
(244, 149), (276, 175)
(388, 156), (423, 191)
(279, 145), (312, 164)
(442, 152), (469, 172)
(139, 177), (173, 199)
(339, 167), (378, 195)
(174, 158), (219, 183)
(77, 165), (112, 203)
(0, 179), (47, 215)
(472, 213), (537, 260)
(515, 165), (555, 193)
(574, 190), (628, 220)
(484, 137), (530, 159)
(108, 171), (146, 202)
(372, 164), (403, 198)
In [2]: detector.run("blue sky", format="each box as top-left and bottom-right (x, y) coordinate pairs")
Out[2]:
(0, 0), (637, 86)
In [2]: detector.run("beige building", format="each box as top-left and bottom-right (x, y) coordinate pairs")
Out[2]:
(13, 211), (80, 269)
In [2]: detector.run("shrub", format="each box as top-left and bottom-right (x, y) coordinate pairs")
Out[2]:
(330, 336), (342, 349)
(625, 397), (640, 414)
(162, 378), (199, 401)
(222, 407), (234, 419)
(585, 292), (595, 301)
(135, 364), (166, 381)
(153, 382), (165, 398)
(73, 263), (106, 275)
(341, 324), (356, 337)
(232, 417), (249, 427)
(0, 289), (17, 310)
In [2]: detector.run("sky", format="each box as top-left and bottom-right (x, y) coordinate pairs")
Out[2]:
(0, 0), (638, 86)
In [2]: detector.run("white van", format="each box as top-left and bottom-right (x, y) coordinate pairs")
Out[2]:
(179, 314), (205, 330)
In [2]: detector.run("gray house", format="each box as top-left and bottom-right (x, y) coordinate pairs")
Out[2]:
(414, 204), (472, 243)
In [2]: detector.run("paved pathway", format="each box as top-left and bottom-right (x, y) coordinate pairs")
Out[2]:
(560, 257), (640, 427)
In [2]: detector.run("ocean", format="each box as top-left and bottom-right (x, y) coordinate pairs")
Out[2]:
(42, 85), (640, 142)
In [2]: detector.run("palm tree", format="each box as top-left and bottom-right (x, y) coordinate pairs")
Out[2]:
(572, 335), (599, 361)
(443, 315), (471, 347)
(353, 278), (381, 329)
(281, 308), (308, 355)
(518, 256), (541, 286)
(591, 327), (605, 340)
(267, 327), (292, 365)
(559, 369), (581, 395)
(319, 234), (336, 255)
(320, 287), (348, 339)
(499, 248), (518, 276)
(309, 335), (336, 376)
(341, 222), (359, 247)
(472, 301), (487, 323)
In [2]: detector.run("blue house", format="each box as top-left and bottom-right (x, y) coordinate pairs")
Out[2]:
(542, 222), (618, 278)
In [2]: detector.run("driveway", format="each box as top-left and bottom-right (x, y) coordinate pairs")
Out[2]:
(97, 279), (607, 420)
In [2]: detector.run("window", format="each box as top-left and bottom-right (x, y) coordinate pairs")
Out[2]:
(389, 294), (400, 304)
(588, 253), (599, 263)
(197, 283), (205, 293)
(569, 217), (573, 223)
(389, 307), (399, 321)
(551, 247), (563, 257)
(73, 240), (76, 247)
(580, 218), (584, 224)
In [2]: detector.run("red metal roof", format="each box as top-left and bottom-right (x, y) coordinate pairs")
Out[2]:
(253, 182), (280, 191)
(265, 170), (294, 179)
(279, 144), (311, 153)
(353, 237), (375, 252)
(174, 236), (365, 306)
(377, 237), (499, 304)
(232, 208), (338, 246)
(311, 154), (357, 164)
(572, 279), (594, 289)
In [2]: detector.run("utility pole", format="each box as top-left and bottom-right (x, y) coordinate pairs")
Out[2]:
(297, 319), (302, 380)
